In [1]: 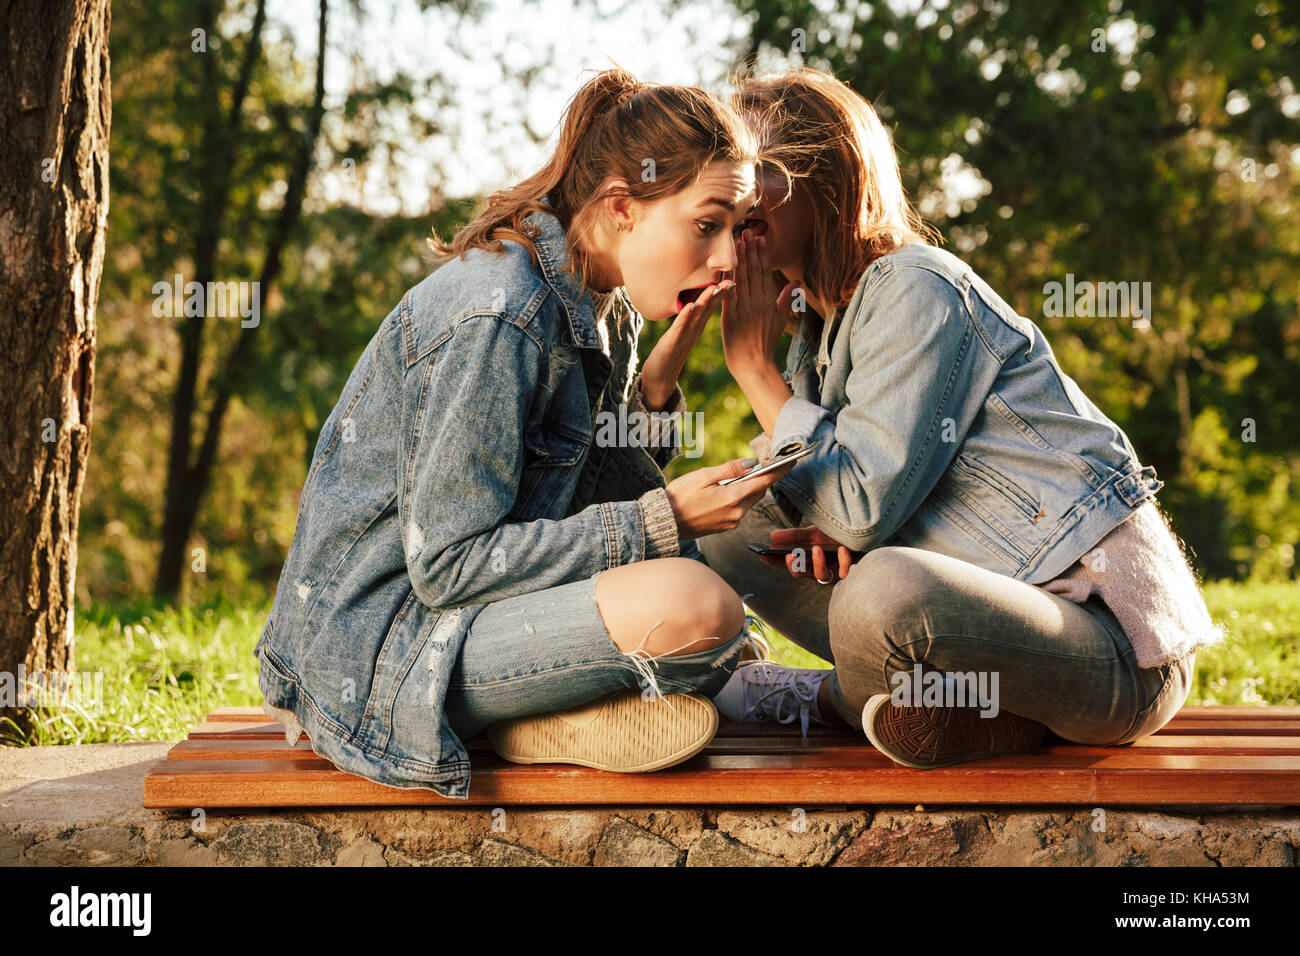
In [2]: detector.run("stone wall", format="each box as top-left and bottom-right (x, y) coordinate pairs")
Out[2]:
(6, 805), (1300, 867)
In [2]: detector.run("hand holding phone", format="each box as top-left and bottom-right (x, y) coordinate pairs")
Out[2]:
(662, 455), (795, 538)
(751, 525), (859, 582)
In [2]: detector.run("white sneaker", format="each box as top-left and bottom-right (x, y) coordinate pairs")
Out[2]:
(712, 661), (835, 738)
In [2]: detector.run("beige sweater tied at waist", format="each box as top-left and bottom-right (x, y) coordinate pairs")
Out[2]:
(1041, 499), (1225, 668)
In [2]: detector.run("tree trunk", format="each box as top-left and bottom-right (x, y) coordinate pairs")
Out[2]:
(0, 0), (111, 738)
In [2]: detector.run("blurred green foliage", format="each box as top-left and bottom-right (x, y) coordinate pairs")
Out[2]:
(80, 0), (1299, 607)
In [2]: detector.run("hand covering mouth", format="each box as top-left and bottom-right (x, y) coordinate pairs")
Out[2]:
(675, 285), (713, 312)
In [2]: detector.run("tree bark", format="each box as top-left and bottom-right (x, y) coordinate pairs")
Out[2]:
(0, 0), (111, 737)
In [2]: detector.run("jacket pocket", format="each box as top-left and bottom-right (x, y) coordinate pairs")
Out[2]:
(522, 418), (589, 466)
(985, 391), (1103, 487)
(514, 419), (590, 518)
(949, 453), (1042, 521)
(935, 454), (1040, 557)
(925, 491), (1030, 567)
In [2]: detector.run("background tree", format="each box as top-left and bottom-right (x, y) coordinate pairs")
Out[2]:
(0, 0), (111, 735)
(82, 0), (476, 602)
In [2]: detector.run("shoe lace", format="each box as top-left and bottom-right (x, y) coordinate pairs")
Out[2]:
(742, 662), (824, 740)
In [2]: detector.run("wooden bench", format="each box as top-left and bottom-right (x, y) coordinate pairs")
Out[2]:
(141, 704), (1300, 809)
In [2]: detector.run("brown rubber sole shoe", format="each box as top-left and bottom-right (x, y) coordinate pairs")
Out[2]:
(486, 689), (719, 773)
(862, 694), (1048, 769)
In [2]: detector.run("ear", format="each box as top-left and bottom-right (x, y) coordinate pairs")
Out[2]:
(600, 178), (636, 231)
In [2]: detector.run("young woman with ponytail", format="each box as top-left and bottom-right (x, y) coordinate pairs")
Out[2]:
(254, 68), (794, 798)
(698, 66), (1224, 768)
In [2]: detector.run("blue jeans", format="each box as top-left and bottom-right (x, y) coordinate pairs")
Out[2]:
(698, 490), (1195, 744)
(442, 567), (752, 740)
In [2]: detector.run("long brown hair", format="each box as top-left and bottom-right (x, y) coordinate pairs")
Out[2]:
(429, 65), (766, 310)
(730, 65), (940, 321)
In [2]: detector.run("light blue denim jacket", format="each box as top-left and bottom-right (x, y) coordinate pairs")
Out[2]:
(765, 243), (1162, 583)
(253, 195), (695, 798)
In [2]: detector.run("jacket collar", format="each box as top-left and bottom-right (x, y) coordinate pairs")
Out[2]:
(521, 194), (607, 350)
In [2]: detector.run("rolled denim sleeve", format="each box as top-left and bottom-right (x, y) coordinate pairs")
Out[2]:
(767, 266), (1000, 551)
(401, 313), (667, 609)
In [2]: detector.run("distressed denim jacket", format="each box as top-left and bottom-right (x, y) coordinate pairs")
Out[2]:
(766, 243), (1163, 584)
(253, 195), (693, 798)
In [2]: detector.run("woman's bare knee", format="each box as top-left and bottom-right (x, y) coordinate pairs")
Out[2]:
(594, 558), (744, 657)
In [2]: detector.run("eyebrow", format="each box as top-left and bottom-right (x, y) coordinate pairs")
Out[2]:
(700, 198), (761, 215)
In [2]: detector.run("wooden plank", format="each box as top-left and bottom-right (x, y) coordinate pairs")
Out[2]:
(206, 707), (271, 721)
(188, 720), (299, 739)
(1153, 718), (1300, 735)
(696, 735), (1300, 756)
(151, 749), (1300, 774)
(145, 704), (1300, 810)
(186, 717), (1300, 741)
(182, 716), (1300, 747)
(203, 703), (1300, 721)
(163, 733), (1300, 769)
(1162, 705), (1300, 717)
(166, 739), (322, 760)
(1042, 736), (1300, 756)
(142, 752), (1300, 808)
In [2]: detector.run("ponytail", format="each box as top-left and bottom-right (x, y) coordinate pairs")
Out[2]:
(430, 64), (759, 307)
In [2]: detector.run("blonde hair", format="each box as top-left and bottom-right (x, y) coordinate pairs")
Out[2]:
(430, 65), (766, 313)
(730, 65), (940, 322)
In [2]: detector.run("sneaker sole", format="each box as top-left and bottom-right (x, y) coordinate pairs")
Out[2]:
(862, 694), (1047, 769)
(487, 692), (719, 773)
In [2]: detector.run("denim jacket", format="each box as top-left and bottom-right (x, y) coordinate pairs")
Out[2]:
(766, 243), (1162, 584)
(253, 196), (693, 798)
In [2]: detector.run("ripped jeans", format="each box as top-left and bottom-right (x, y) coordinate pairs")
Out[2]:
(441, 565), (755, 740)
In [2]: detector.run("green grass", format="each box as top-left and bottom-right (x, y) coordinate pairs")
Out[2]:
(1, 595), (271, 747)
(3, 579), (1296, 746)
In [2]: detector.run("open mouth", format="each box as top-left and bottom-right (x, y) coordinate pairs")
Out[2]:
(742, 216), (770, 238)
(675, 285), (712, 312)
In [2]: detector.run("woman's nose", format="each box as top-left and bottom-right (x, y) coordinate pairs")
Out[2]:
(709, 239), (739, 275)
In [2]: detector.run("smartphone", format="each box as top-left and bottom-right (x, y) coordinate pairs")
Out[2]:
(747, 544), (798, 557)
(718, 439), (821, 486)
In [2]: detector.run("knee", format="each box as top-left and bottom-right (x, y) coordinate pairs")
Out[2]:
(659, 558), (746, 654)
